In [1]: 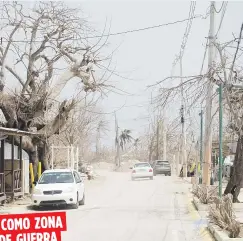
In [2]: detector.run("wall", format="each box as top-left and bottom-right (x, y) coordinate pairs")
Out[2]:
(1, 142), (29, 160)
(4, 159), (29, 194)
(0, 142), (29, 194)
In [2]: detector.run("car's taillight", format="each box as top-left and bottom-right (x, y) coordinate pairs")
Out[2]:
(149, 169), (153, 172)
(132, 170), (136, 173)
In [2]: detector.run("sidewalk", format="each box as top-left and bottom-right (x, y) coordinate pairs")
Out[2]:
(178, 176), (243, 237)
(172, 176), (214, 240)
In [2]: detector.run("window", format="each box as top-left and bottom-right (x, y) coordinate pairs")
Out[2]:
(73, 171), (81, 183)
(156, 161), (169, 166)
(134, 163), (150, 168)
(38, 172), (74, 184)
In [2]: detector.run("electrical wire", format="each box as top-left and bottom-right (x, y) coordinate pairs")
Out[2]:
(0, 15), (205, 43)
(171, 2), (196, 74)
(216, 2), (228, 37)
(213, 2), (225, 13)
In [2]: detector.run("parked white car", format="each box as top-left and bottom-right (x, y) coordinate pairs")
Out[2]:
(131, 162), (154, 181)
(31, 169), (85, 209)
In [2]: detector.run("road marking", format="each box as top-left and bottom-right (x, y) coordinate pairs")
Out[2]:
(186, 194), (214, 241)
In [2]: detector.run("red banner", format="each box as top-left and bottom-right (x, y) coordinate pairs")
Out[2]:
(0, 212), (66, 241)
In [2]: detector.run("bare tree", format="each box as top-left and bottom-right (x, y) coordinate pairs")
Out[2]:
(214, 24), (243, 202)
(0, 2), (108, 177)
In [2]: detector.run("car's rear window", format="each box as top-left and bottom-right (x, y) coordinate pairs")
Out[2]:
(38, 172), (74, 184)
(156, 161), (169, 165)
(134, 163), (150, 168)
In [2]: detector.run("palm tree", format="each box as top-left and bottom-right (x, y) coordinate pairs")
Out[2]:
(134, 138), (139, 147)
(119, 129), (133, 150)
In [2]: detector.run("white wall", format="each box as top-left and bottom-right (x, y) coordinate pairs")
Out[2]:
(2, 143), (29, 160)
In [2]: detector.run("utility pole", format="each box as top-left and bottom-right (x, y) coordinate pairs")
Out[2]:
(180, 104), (187, 177)
(203, 1), (215, 186)
(176, 149), (179, 176)
(76, 147), (79, 171)
(218, 84), (223, 197)
(96, 121), (101, 159)
(163, 120), (167, 161)
(51, 145), (54, 169)
(179, 55), (187, 177)
(114, 113), (120, 168)
(156, 118), (160, 160)
(199, 110), (203, 184)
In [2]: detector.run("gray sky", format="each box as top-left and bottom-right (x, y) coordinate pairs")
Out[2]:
(5, 1), (243, 147)
(61, 1), (242, 147)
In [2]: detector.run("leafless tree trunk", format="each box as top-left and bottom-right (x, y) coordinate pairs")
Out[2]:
(0, 2), (109, 177)
(224, 135), (243, 202)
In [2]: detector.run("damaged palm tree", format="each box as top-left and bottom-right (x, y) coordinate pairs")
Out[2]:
(192, 185), (218, 204)
(0, 2), (107, 178)
(209, 194), (241, 238)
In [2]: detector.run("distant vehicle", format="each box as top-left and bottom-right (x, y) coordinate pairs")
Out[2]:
(131, 162), (153, 181)
(152, 160), (171, 176)
(31, 169), (85, 209)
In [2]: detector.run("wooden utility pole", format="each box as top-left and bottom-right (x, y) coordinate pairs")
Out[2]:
(163, 120), (167, 161)
(176, 147), (180, 176)
(203, 1), (215, 185)
(114, 113), (120, 167)
(156, 118), (160, 160)
(180, 104), (187, 177)
(96, 121), (101, 158)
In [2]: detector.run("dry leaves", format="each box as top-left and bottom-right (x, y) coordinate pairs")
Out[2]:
(209, 194), (241, 238)
(192, 184), (218, 204)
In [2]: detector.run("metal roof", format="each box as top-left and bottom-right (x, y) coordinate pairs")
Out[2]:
(0, 127), (41, 137)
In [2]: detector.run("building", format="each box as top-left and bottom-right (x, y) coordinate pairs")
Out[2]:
(0, 127), (40, 202)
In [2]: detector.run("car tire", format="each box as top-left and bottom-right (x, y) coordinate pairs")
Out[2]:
(73, 193), (79, 209)
(79, 193), (85, 205)
(32, 205), (39, 211)
(154, 172), (157, 176)
(131, 177), (135, 181)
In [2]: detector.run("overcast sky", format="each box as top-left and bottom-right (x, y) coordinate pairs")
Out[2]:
(61, 1), (242, 147)
(5, 1), (243, 148)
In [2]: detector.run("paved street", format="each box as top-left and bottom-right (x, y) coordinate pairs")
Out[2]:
(60, 171), (214, 241)
(2, 171), (214, 240)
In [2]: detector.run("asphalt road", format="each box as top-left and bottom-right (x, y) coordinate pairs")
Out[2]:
(60, 171), (214, 241)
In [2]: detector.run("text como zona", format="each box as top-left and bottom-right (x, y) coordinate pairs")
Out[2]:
(0, 216), (63, 231)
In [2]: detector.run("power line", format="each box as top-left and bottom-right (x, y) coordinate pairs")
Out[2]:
(171, 2), (197, 75)
(216, 2), (228, 36)
(0, 15), (205, 43)
(213, 2), (225, 13)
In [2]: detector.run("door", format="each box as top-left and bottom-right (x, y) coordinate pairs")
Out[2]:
(73, 171), (84, 200)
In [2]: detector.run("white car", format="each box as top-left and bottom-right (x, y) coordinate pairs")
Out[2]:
(131, 162), (154, 181)
(32, 169), (85, 209)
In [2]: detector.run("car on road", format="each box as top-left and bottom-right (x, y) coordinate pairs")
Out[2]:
(152, 160), (171, 176)
(131, 162), (154, 181)
(31, 169), (85, 209)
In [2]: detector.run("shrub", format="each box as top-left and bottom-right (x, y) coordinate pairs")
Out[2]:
(209, 194), (241, 238)
(192, 185), (218, 204)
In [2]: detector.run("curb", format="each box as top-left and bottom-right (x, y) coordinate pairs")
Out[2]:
(208, 224), (242, 241)
(193, 196), (209, 211)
